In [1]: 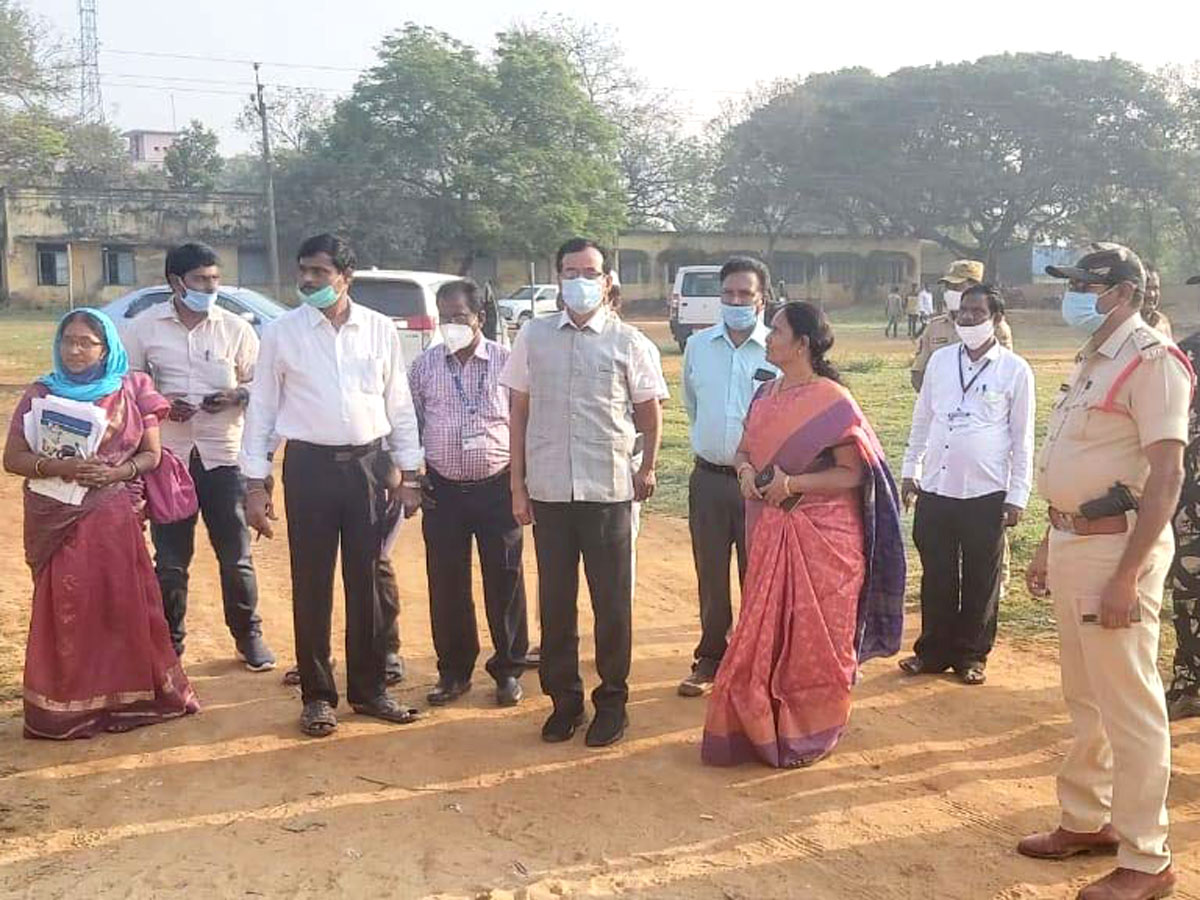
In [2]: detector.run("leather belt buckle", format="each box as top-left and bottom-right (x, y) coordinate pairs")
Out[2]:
(333, 450), (354, 463)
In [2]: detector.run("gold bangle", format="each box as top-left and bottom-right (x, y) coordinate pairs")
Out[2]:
(127, 460), (139, 481)
(34, 457), (46, 478)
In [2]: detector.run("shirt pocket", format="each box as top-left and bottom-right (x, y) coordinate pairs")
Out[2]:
(196, 357), (237, 392)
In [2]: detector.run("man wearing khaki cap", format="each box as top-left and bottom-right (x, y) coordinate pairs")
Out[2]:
(1022, 243), (1193, 900)
(910, 260), (1013, 392)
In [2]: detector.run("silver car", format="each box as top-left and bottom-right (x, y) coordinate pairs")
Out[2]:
(102, 285), (287, 336)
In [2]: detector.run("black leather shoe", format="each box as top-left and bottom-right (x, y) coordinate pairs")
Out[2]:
(585, 708), (629, 747)
(496, 676), (523, 707)
(541, 708), (586, 742)
(427, 678), (472, 706)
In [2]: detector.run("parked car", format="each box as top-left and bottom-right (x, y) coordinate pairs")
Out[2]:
(103, 285), (286, 337)
(350, 268), (459, 367)
(669, 265), (723, 351)
(498, 284), (559, 328)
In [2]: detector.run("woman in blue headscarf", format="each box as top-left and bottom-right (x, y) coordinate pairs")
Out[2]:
(2, 309), (198, 739)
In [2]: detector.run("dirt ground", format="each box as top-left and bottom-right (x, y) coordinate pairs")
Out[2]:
(2, 391), (1200, 897)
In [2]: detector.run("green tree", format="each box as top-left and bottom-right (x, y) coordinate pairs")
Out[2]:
(164, 120), (225, 191)
(0, 0), (64, 107)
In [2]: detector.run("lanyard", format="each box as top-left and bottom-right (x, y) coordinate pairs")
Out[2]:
(449, 359), (488, 416)
(957, 345), (991, 401)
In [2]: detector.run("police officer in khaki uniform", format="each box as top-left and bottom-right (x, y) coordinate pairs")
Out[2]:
(911, 260), (1013, 392)
(1021, 244), (1193, 900)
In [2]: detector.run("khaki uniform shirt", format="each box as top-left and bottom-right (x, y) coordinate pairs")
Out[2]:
(911, 314), (1013, 376)
(1037, 314), (1192, 515)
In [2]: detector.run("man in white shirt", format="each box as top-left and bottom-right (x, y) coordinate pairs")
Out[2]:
(899, 284), (1035, 685)
(918, 284), (934, 320)
(124, 242), (275, 671)
(241, 233), (423, 737)
(502, 237), (669, 748)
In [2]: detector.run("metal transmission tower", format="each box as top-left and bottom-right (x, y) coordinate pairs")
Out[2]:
(78, 0), (103, 121)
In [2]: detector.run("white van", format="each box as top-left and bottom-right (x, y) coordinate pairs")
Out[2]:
(669, 265), (723, 351)
(351, 268), (459, 368)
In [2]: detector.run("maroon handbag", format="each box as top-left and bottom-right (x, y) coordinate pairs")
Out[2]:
(143, 447), (199, 524)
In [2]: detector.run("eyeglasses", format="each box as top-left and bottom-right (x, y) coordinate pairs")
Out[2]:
(60, 337), (105, 351)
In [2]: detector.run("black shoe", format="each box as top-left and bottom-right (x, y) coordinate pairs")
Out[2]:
(385, 653), (406, 685)
(678, 659), (719, 697)
(496, 676), (523, 707)
(235, 634), (276, 672)
(585, 708), (629, 747)
(427, 678), (472, 706)
(541, 707), (586, 743)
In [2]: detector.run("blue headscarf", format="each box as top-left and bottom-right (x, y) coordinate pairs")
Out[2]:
(39, 308), (129, 402)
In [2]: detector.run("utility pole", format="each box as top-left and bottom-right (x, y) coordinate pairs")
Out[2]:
(252, 64), (282, 303)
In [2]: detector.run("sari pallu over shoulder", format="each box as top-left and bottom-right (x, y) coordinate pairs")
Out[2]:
(11, 373), (169, 572)
(743, 379), (907, 663)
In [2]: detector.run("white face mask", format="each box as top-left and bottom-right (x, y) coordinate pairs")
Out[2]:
(944, 290), (963, 312)
(440, 322), (476, 353)
(955, 319), (995, 350)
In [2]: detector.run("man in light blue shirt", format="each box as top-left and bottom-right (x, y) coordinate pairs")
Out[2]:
(678, 257), (775, 697)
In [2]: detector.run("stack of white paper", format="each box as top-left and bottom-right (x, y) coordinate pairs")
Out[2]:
(22, 395), (109, 506)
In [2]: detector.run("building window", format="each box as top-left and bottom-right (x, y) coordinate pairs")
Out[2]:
(238, 246), (269, 287)
(774, 253), (815, 286)
(618, 250), (650, 285)
(822, 255), (857, 286)
(37, 244), (69, 286)
(102, 246), (136, 286)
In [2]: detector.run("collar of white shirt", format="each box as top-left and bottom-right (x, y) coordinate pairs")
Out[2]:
(1088, 311), (1144, 360)
(712, 320), (769, 349)
(153, 297), (228, 325)
(301, 299), (365, 330)
(555, 307), (608, 333)
(960, 340), (1002, 366)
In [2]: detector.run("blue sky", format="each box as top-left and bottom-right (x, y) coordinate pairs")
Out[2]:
(36, 0), (1200, 154)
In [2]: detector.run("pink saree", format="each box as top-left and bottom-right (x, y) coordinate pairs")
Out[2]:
(702, 378), (906, 768)
(10, 373), (199, 739)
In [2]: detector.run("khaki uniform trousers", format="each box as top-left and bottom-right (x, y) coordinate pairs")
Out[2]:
(1048, 523), (1173, 874)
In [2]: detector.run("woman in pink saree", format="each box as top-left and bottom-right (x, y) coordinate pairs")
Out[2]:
(3, 309), (198, 739)
(702, 302), (906, 768)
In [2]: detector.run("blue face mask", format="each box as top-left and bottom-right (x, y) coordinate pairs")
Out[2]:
(561, 277), (604, 315)
(180, 288), (217, 313)
(721, 303), (759, 332)
(1062, 286), (1113, 334)
(297, 284), (339, 309)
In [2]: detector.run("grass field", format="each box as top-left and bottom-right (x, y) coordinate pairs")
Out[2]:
(0, 304), (1174, 640)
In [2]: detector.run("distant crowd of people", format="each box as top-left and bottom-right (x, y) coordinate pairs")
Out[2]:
(5, 232), (1200, 900)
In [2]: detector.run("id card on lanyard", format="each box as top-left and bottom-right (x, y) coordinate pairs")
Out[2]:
(452, 361), (489, 452)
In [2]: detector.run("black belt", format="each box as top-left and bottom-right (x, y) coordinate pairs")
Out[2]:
(427, 466), (510, 490)
(289, 439), (383, 463)
(695, 456), (737, 477)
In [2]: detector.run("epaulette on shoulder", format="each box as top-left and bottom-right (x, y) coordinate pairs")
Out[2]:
(1132, 326), (1167, 361)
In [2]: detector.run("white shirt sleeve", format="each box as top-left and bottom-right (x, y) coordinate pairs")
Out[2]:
(1005, 358), (1035, 508)
(901, 355), (936, 482)
(236, 323), (259, 385)
(239, 320), (282, 480)
(629, 332), (669, 403)
(124, 318), (147, 373)
(682, 337), (698, 423)
(499, 325), (531, 394)
(382, 326), (423, 471)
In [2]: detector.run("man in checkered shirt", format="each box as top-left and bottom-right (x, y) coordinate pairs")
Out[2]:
(408, 279), (529, 708)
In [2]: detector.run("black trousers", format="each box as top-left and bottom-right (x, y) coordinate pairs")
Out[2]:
(151, 451), (262, 653)
(532, 500), (632, 713)
(283, 441), (389, 707)
(422, 468), (528, 682)
(688, 464), (748, 667)
(912, 490), (1005, 669)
